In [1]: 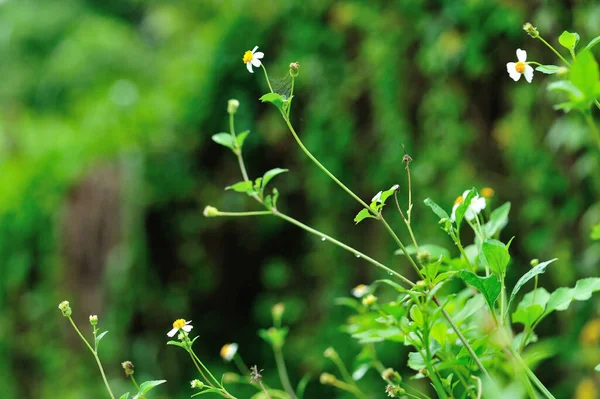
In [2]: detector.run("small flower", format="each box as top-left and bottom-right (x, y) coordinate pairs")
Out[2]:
(450, 190), (486, 222)
(220, 343), (239, 362)
(167, 319), (193, 338)
(190, 379), (204, 389)
(481, 187), (495, 198)
(121, 361), (135, 377)
(362, 294), (378, 306)
(242, 46), (264, 73)
(506, 49), (534, 83)
(89, 315), (98, 326)
(351, 284), (369, 298)
(227, 99), (240, 114)
(58, 300), (72, 317)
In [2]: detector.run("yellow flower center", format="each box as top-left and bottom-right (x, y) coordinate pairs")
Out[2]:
(515, 61), (526, 74)
(481, 187), (495, 198)
(454, 195), (464, 205)
(242, 50), (253, 64)
(173, 319), (186, 329)
(220, 344), (231, 358)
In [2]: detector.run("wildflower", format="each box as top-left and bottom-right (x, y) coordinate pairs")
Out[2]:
(242, 46), (264, 73)
(362, 294), (378, 306)
(227, 99), (240, 114)
(351, 284), (369, 298)
(167, 319), (193, 337)
(481, 187), (495, 198)
(523, 22), (539, 38)
(450, 190), (486, 222)
(190, 379), (204, 389)
(121, 361), (135, 376)
(386, 385), (405, 397)
(506, 49), (534, 83)
(220, 343), (239, 362)
(58, 301), (72, 317)
(89, 315), (98, 326)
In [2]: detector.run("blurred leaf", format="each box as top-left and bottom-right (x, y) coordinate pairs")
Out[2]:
(260, 93), (284, 111)
(591, 223), (600, 240)
(192, 388), (225, 396)
(354, 208), (377, 224)
(570, 50), (600, 100)
(558, 31), (580, 51)
(583, 35), (600, 52)
(258, 327), (288, 349)
(407, 351), (426, 371)
(119, 394), (129, 399)
(535, 65), (562, 74)
(482, 239), (511, 277)
(133, 380), (167, 399)
(295, 374), (311, 399)
(396, 244), (450, 259)
(166, 340), (186, 349)
(212, 133), (235, 151)
(352, 364), (370, 380)
(547, 80), (584, 101)
(95, 331), (109, 348)
(236, 130), (250, 149)
(484, 202), (511, 237)
(507, 258), (557, 314)
(225, 180), (254, 194)
(459, 271), (501, 311)
(262, 168), (288, 190)
(423, 198), (449, 220)
(512, 288), (550, 328)
(250, 390), (290, 399)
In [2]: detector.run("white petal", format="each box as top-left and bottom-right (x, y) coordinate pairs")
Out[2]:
(167, 328), (178, 337)
(251, 58), (262, 68)
(462, 190), (470, 198)
(371, 191), (382, 203)
(524, 65), (534, 83)
(508, 69), (521, 81)
(450, 203), (459, 222)
(464, 207), (475, 221)
(253, 52), (264, 59)
(516, 48), (527, 62)
(252, 46), (259, 53)
(246, 62), (254, 73)
(506, 62), (516, 73)
(185, 320), (192, 324)
(182, 325), (193, 332)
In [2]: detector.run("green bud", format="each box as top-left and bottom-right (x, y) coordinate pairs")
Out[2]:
(523, 22), (539, 38)
(227, 99), (240, 114)
(319, 373), (337, 385)
(271, 303), (285, 324)
(89, 315), (98, 326)
(385, 384), (406, 397)
(58, 301), (72, 317)
(190, 379), (204, 389)
(530, 258), (539, 267)
(323, 347), (337, 359)
(203, 206), (219, 217)
(289, 62), (300, 78)
(381, 368), (402, 383)
(121, 361), (135, 377)
(417, 250), (430, 265)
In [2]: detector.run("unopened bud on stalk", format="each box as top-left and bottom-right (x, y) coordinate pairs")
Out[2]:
(190, 379), (204, 389)
(362, 294), (378, 306)
(121, 361), (135, 377)
(530, 258), (539, 267)
(319, 373), (337, 385)
(271, 303), (285, 323)
(523, 22), (539, 38)
(417, 251), (430, 265)
(385, 385), (406, 397)
(323, 347), (337, 359)
(227, 99), (240, 114)
(289, 62), (300, 78)
(203, 206), (219, 217)
(58, 301), (72, 317)
(381, 368), (402, 383)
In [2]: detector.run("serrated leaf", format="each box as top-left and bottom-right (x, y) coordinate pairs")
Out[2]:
(262, 168), (288, 190)
(259, 93), (284, 110)
(423, 198), (449, 220)
(133, 380), (167, 399)
(484, 202), (511, 236)
(354, 208), (377, 224)
(212, 133), (235, 151)
(558, 31), (580, 50)
(570, 50), (600, 101)
(96, 331), (109, 347)
(225, 180), (253, 193)
(583, 35), (600, 52)
(459, 271), (501, 311)
(236, 130), (250, 149)
(507, 258), (557, 314)
(535, 65), (563, 74)
(482, 239), (510, 277)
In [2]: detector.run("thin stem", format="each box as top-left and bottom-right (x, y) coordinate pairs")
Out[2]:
(273, 210), (415, 287)
(130, 375), (141, 392)
(510, 348), (555, 399)
(215, 210), (272, 217)
(68, 317), (116, 399)
(406, 163), (413, 223)
(330, 353), (358, 388)
(190, 349), (223, 389)
(381, 217), (423, 279)
(273, 347), (297, 399)
(594, 100), (600, 112)
(330, 379), (368, 399)
(258, 380), (271, 399)
(234, 354), (251, 376)
(188, 351), (216, 389)
(261, 65), (274, 94)
(537, 36), (571, 66)
(287, 77), (295, 118)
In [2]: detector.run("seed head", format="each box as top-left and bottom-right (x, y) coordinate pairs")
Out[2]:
(121, 361), (135, 377)
(58, 301), (72, 317)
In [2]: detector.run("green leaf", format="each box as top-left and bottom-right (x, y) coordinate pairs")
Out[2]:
(591, 223), (600, 240)
(583, 35), (600, 52)
(407, 351), (426, 371)
(354, 208), (377, 224)
(133, 380), (167, 399)
(512, 288), (550, 328)
(119, 394), (129, 399)
(262, 168), (288, 190)
(595, 364), (600, 372)
(212, 133), (235, 151)
(236, 130), (250, 149)
(250, 389), (291, 399)
(570, 50), (600, 100)
(260, 93), (284, 110)
(192, 388), (225, 396)
(374, 279), (409, 293)
(459, 271), (501, 311)
(481, 239), (510, 277)
(166, 340), (186, 349)
(455, 188), (477, 229)
(96, 331), (109, 347)
(225, 180), (254, 193)
(558, 31), (580, 51)
(547, 80), (584, 100)
(296, 374), (311, 399)
(423, 198), (449, 220)
(484, 202), (511, 236)
(507, 258), (557, 313)
(535, 65), (563, 75)
(409, 305), (424, 327)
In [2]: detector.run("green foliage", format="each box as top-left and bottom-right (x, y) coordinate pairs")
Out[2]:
(459, 271), (502, 311)
(558, 31), (580, 52)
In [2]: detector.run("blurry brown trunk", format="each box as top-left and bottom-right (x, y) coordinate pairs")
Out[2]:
(60, 164), (121, 317)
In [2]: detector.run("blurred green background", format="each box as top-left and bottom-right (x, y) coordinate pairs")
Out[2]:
(1, 0), (600, 398)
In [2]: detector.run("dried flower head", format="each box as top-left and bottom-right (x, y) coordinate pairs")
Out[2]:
(121, 361), (135, 377)
(250, 365), (263, 383)
(58, 301), (72, 317)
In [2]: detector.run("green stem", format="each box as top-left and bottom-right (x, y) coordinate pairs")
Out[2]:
(537, 36), (571, 66)
(215, 210), (272, 217)
(261, 65), (274, 94)
(510, 348), (555, 399)
(381, 217), (423, 279)
(233, 354), (251, 376)
(330, 353), (358, 388)
(330, 379), (368, 399)
(190, 349), (223, 389)
(273, 210), (415, 287)
(273, 347), (297, 399)
(188, 351), (216, 389)
(594, 100), (600, 112)
(68, 317), (116, 399)
(287, 77), (295, 118)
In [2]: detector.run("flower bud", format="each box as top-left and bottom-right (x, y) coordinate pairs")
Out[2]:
(362, 294), (377, 306)
(385, 385), (406, 397)
(190, 379), (204, 389)
(289, 62), (300, 78)
(381, 368), (402, 383)
(227, 99), (240, 114)
(58, 301), (72, 317)
(523, 22), (539, 38)
(203, 206), (219, 217)
(89, 315), (98, 326)
(417, 251), (430, 265)
(323, 347), (337, 359)
(319, 373), (337, 385)
(121, 361), (135, 377)
(530, 258), (539, 267)
(271, 303), (285, 324)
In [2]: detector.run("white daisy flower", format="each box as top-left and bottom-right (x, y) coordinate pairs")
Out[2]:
(450, 190), (486, 222)
(167, 319), (193, 338)
(242, 46), (264, 73)
(506, 49), (534, 83)
(351, 284), (370, 298)
(220, 343), (239, 361)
